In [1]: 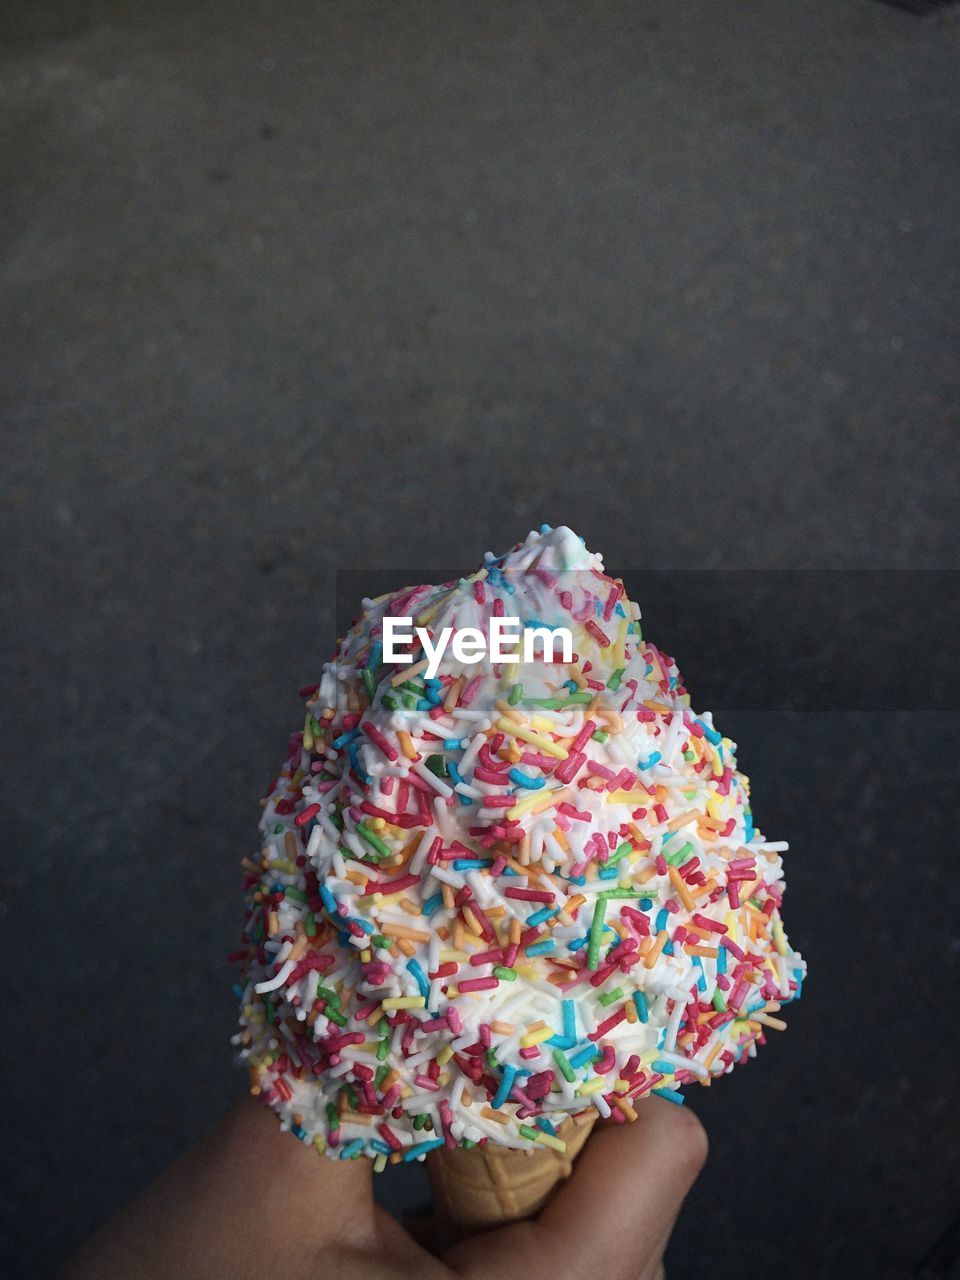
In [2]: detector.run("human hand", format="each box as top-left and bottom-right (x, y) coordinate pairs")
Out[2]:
(64, 1093), (706, 1280)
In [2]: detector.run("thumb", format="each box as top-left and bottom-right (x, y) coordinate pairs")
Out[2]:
(447, 1097), (707, 1280)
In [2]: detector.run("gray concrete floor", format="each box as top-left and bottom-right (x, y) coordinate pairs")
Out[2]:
(2, 2), (959, 1277)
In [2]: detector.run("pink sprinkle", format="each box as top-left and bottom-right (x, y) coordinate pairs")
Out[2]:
(294, 802), (321, 827)
(364, 723), (399, 762)
(458, 977), (499, 993)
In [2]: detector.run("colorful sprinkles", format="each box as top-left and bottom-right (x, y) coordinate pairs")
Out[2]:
(231, 525), (805, 1164)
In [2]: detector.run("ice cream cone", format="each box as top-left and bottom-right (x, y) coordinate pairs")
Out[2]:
(426, 1114), (597, 1232)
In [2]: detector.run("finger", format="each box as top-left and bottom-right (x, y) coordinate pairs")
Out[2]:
(448, 1098), (707, 1280)
(540, 1100), (707, 1274)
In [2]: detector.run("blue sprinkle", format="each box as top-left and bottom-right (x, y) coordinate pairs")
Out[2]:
(526, 939), (556, 957)
(632, 991), (649, 1023)
(545, 1034), (575, 1049)
(527, 905), (561, 927)
(638, 751), (662, 770)
(346, 915), (374, 935)
(697, 718), (722, 745)
(567, 936), (588, 951)
(291, 1123), (309, 1141)
(447, 762), (472, 805)
(508, 767), (545, 790)
(347, 743), (370, 783)
(332, 728), (360, 749)
(537, 1117), (559, 1136)
(693, 955), (707, 991)
(650, 1060), (676, 1074)
(422, 892), (444, 916)
(402, 1138), (445, 1161)
(562, 1000), (577, 1042)
(570, 1044), (601, 1069)
(231, 983), (243, 998)
(444, 738), (464, 750)
(598, 865), (619, 880)
(663, 941), (674, 955)
(652, 1087), (685, 1105)
(340, 1138), (365, 1159)
(452, 858), (492, 871)
(655, 908), (670, 931)
(716, 945), (727, 975)
(638, 898), (653, 911)
(369, 1139), (393, 1156)
(539, 523), (553, 534)
(320, 885), (339, 915)
(407, 958), (430, 999)
(367, 642), (383, 671)
(492, 1064), (517, 1108)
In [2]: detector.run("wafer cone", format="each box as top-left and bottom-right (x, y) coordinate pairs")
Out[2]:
(426, 1115), (596, 1232)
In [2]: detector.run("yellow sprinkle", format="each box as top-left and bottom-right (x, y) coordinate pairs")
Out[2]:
(436, 1045), (454, 1065)
(520, 1026), (556, 1049)
(577, 1077), (606, 1095)
(495, 718), (568, 760)
(532, 1130), (567, 1153)
(380, 996), (426, 1010)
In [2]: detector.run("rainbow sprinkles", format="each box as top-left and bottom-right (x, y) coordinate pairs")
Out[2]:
(232, 525), (806, 1168)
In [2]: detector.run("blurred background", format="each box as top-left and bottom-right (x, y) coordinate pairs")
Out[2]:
(3, 2), (959, 1277)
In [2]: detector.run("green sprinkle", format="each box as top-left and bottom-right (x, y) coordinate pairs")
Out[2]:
(553, 1049), (576, 1082)
(357, 823), (390, 857)
(304, 912), (317, 936)
(518, 1124), (539, 1141)
(324, 1006), (347, 1027)
(712, 989), (727, 1013)
(665, 840), (693, 867)
(325, 1102), (340, 1128)
(362, 667), (377, 701)
(591, 729), (609, 743)
(587, 898), (607, 970)
(508, 683), (524, 705)
(598, 987), (624, 1007)
(425, 753), (448, 778)
(374, 1065), (388, 1088)
(283, 886), (308, 903)
(492, 965), (517, 981)
(598, 888), (659, 901)
(382, 692), (400, 711)
(371, 935), (389, 950)
(607, 841), (633, 867)
(607, 667), (625, 690)
(316, 984), (341, 1007)
(413, 1113), (427, 1131)
(376, 1038), (390, 1062)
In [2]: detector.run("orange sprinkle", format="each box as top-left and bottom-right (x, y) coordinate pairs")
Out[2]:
(379, 923), (431, 943)
(668, 866), (695, 912)
(644, 930), (668, 969)
(443, 677), (464, 713)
